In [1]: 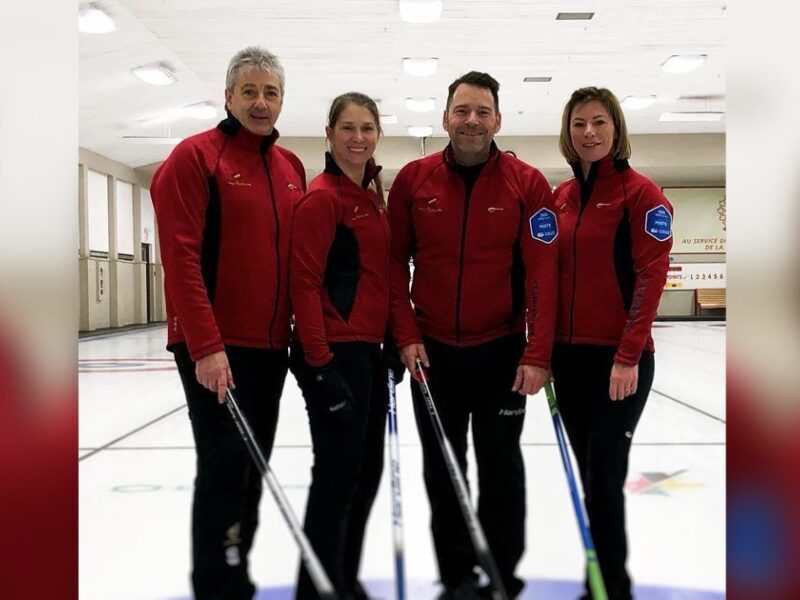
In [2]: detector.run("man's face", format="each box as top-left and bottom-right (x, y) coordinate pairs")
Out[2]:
(224, 67), (283, 136)
(442, 83), (501, 165)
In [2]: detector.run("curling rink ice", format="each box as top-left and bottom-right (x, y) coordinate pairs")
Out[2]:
(79, 321), (725, 599)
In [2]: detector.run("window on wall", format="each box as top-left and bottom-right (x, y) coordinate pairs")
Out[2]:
(116, 180), (134, 260)
(87, 169), (109, 257)
(140, 188), (155, 260)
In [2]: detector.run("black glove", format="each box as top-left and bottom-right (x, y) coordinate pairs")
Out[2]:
(307, 361), (355, 424)
(382, 335), (406, 384)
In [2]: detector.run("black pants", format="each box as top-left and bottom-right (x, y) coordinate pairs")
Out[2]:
(551, 344), (655, 600)
(291, 341), (388, 600)
(411, 334), (527, 598)
(173, 343), (289, 600)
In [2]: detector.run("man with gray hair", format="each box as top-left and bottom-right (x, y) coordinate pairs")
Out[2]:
(151, 46), (306, 599)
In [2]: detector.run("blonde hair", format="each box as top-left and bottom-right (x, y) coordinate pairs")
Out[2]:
(327, 92), (385, 206)
(558, 87), (631, 163)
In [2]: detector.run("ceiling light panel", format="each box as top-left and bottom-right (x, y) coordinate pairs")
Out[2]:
(183, 102), (218, 120)
(79, 6), (116, 34)
(399, 0), (443, 23)
(380, 114), (399, 125)
(403, 57), (439, 76)
(659, 111), (724, 122)
(661, 54), (707, 74)
(132, 63), (177, 86)
(523, 76), (552, 83)
(621, 95), (657, 110)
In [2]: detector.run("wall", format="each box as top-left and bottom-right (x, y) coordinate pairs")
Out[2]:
(78, 148), (165, 332)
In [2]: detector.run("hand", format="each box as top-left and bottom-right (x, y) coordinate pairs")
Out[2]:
(382, 337), (407, 384)
(609, 362), (638, 401)
(310, 362), (355, 425)
(195, 351), (235, 404)
(399, 343), (429, 382)
(512, 365), (550, 396)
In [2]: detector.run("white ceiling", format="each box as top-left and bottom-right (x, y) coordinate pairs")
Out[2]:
(80, 0), (726, 169)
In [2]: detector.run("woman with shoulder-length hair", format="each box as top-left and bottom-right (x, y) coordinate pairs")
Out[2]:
(289, 91), (392, 600)
(551, 87), (674, 600)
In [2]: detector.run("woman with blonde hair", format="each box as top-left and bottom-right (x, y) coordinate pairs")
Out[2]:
(551, 87), (674, 600)
(289, 91), (391, 600)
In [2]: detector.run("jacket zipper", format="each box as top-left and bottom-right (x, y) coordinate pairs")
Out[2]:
(454, 182), (471, 344)
(261, 153), (281, 347)
(567, 174), (593, 342)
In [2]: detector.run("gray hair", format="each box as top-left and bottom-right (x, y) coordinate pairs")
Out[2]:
(225, 46), (285, 94)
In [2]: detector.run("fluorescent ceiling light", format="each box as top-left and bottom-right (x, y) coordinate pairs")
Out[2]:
(399, 0), (443, 23)
(659, 111), (724, 122)
(523, 76), (552, 83)
(406, 98), (436, 112)
(79, 6), (115, 34)
(380, 114), (399, 125)
(661, 54), (707, 74)
(555, 12), (594, 20)
(132, 63), (177, 86)
(403, 57), (439, 76)
(408, 125), (433, 137)
(184, 102), (218, 120)
(621, 95), (657, 110)
(122, 136), (184, 145)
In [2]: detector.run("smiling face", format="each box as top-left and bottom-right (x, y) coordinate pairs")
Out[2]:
(569, 100), (616, 171)
(224, 67), (283, 136)
(442, 83), (501, 166)
(326, 102), (379, 173)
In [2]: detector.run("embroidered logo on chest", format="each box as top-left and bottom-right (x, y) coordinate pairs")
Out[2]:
(417, 198), (443, 213)
(225, 173), (252, 187)
(352, 204), (370, 221)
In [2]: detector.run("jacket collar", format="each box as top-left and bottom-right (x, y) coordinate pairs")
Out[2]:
(324, 151), (382, 189)
(570, 154), (630, 182)
(217, 112), (280, 154)
(442, 141), (501, 171)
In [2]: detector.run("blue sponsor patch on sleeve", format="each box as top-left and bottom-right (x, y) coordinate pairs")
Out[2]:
(529, 208), (558, 244)
(645, 204), (672, 241)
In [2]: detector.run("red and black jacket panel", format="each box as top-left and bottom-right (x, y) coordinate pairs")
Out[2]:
(388, 143), (558, 368)
(151, 115), (306, 361)
(290, 153), (391, 367)
(553, 155), (673, 366)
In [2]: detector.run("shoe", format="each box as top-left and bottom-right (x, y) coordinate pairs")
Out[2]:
(349, 580), (370, 599)
(478, 577), (524, 599)
(436, 578), (482, 600)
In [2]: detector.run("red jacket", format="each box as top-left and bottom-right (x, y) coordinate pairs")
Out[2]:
(290, 154), (390, 366)
(553, 156), (673, 365)
(151, 115), (306, 360)
(389, 144), (558, 368)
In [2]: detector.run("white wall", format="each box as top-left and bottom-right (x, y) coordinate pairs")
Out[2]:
(115, 180), (134, 257)
(79, 147), (165, 331)
(87, 169), (109, 253)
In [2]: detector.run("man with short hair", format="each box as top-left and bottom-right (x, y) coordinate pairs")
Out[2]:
(389, 71), (559, 599)
(151, 46), (306, 600)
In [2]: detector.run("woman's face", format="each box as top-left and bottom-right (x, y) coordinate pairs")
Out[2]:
(569, 100), (616, 166)
(326, 103), (379, 171)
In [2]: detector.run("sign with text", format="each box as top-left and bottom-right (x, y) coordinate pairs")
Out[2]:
(665, 263), (726, 289)
(663, 187), (726, 253)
